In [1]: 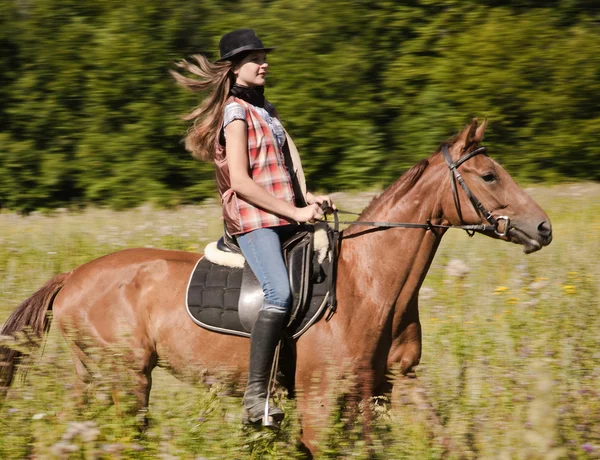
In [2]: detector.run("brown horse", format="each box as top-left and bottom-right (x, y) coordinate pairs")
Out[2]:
(0, 119), (551, 454)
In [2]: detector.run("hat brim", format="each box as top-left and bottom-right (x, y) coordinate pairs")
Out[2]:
(215, 45), (275, 63)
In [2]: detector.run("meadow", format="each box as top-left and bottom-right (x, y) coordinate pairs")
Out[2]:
(0, 183), (598, 459)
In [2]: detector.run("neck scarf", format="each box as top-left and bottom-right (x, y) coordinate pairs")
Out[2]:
(230, 84), (265, 108)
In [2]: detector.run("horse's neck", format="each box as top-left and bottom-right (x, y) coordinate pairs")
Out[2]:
(337, 164), (446, 341)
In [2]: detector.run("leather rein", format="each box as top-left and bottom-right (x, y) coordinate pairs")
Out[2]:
(321, 144), (510, 238)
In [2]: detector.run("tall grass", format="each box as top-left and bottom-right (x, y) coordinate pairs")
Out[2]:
(0, 184), (598, 458)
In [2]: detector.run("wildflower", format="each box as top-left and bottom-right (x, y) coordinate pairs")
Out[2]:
(562, 285), (576, 295)
(528, 280), (548, 291)
(51, 443), (79, 455)
(102, 444), (124, 454)
(581, 443), (595, 453)
(446, 259), (470, 278)
(493, 286), (509, 295)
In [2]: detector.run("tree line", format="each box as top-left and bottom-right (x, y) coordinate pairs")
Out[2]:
(0, 0), (598, 212)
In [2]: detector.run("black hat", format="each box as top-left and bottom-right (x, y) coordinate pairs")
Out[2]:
(216, 29), (274, 63)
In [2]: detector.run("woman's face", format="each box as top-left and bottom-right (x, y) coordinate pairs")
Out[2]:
(233, 51), (268, 87)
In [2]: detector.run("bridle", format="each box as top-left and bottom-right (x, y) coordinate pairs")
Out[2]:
(441, 144), (510, 237)
(321, 144), (510, 238)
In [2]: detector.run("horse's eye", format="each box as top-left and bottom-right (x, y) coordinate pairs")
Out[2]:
(482, 173), (496, 183)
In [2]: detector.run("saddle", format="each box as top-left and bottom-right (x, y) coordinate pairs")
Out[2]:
(185, 223), (335, 339)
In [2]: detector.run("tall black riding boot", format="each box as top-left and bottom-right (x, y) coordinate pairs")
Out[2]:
(242, 309), (287, 426)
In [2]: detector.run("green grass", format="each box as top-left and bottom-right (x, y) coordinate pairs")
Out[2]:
(0, 183), (599, 458)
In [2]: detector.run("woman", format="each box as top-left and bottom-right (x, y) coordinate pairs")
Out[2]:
(172, 28), (334, 426)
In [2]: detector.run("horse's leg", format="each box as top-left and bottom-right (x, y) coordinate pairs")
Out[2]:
(66, 335), (156, 425)
(295, 356), (377, 457)
(386, 296), (423, 383)
(70, 345), (93, 411)
(383, 298), (462, 454)
(294, 371), (326, 457)
(52, 256), (163, 426)
(124, 350), (157, 426)
(294, 327), (362, 456)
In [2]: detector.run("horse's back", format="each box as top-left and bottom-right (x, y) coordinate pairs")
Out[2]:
(53, 248), (202, 344)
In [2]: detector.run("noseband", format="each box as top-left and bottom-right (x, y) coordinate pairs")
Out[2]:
(322, 144), (510, 237)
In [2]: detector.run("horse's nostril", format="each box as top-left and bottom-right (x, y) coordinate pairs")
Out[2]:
(538, 221), (552, 237)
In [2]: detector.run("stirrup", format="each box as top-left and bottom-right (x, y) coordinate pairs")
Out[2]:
(263, 341), (282, 428)
(241, 404), (284, 429)
(261, 399), (283, 429)
(242, 341), (284, 429)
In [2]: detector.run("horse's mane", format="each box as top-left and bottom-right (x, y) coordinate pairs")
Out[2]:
(343, 133), (465, 235)
(345, 158), (430, 235)
(434, 133), (461, 153)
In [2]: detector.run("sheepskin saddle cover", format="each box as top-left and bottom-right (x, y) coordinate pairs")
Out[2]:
(185, 225), (332, 339)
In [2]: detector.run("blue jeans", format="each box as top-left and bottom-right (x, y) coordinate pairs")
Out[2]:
(236, 225), (297, 313)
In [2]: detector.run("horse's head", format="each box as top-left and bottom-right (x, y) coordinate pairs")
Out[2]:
(440, 119), (552, 253)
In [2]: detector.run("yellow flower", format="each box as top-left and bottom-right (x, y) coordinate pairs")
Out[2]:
(562, 285), (576, 295)
(493, 286), (509, 295)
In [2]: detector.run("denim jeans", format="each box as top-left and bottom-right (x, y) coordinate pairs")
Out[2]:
(236, 225), (297, 313)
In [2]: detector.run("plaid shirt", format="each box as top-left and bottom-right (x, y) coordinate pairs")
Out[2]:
(214, 97), (296, 235)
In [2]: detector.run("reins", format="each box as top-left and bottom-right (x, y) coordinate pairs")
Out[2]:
(318, 144), (510, 238)
(320, 208), (497, 234)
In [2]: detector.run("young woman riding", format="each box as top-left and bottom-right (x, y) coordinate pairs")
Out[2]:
(172, 28), (334, 426)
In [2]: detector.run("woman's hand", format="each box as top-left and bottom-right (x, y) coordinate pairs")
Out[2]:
(306, 193), (336, 210)
(294, 203), (324, 223)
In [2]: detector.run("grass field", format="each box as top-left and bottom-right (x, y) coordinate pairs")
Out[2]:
(0, 183), (598, 459)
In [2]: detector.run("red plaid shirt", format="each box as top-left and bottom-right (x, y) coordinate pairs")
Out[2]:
(214, 97), (296, 235)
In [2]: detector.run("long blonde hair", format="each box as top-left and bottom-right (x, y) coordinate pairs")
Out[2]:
(170, 55), (234, 161)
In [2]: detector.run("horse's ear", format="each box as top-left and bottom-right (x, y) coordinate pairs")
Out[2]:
(473, 118), (488, 144)
(456, 118), (478, 151)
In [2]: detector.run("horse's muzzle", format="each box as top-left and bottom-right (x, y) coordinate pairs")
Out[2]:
(508, 218), (552, 254)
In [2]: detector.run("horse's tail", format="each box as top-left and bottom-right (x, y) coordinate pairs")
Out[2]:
(0, 271), (72, 393)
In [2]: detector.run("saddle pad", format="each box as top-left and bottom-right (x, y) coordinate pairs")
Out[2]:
(185, 257), (331, 339)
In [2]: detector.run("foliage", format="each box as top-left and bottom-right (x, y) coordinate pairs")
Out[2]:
(0, 1), (598, 211)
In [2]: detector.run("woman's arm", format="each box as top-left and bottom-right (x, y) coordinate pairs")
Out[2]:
(226, 120), (322, 223)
